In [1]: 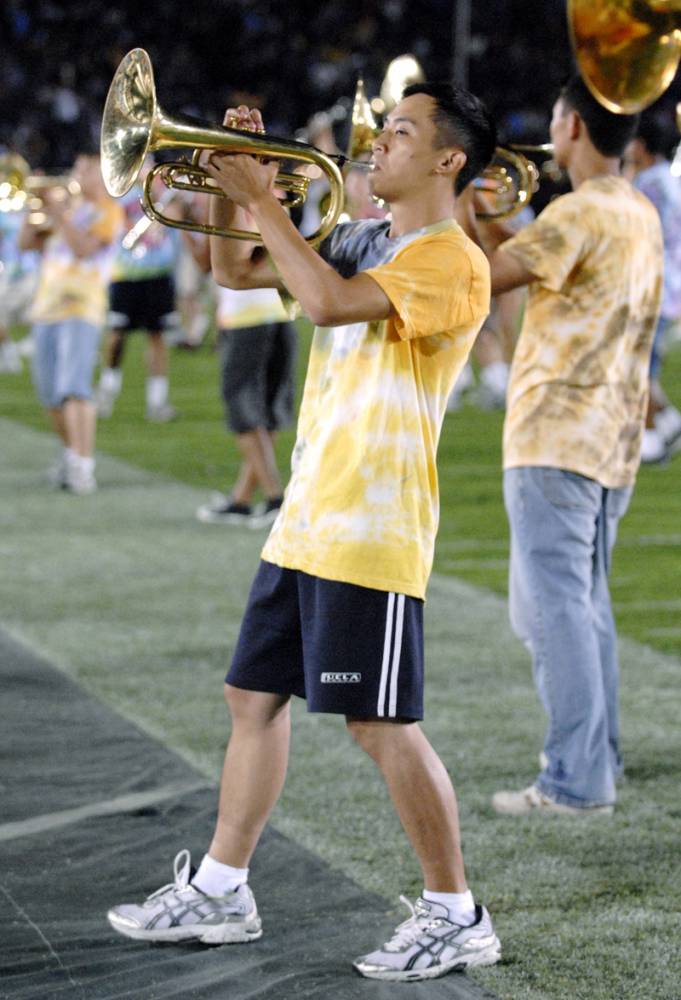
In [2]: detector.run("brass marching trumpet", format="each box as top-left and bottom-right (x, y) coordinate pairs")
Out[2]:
(100, 48), (371, 247)
(0, 153), (80, 220)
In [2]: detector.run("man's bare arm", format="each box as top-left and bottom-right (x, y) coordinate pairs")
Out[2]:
(456, 185), (539, 295)
(204, 106), (392, 326)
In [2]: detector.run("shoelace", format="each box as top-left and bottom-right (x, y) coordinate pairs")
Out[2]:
(144, 849), (193, 904)
(383, 896), (443, 952)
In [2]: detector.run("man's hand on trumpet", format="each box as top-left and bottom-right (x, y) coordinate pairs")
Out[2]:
(203, 105), (280, 212)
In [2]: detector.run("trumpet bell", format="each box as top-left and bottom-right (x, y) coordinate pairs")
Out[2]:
(569, 0), (681, 113)
(101, 48), (158, 198)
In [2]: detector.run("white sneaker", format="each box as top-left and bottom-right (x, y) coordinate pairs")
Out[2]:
(107, 850), (262, 945)
(65, 453), (97, 496)
(475, 361), (509, 410)
(195, 495), (253, 525)
(95, 385), (117, 419)
(492, 784), (613, 816)
(16, 334), (34, 358)
(66, 468), (97, 496)
(353, 896), (500, 981)
(446, 363), (475, 412)
(640, 428), (668, 464)
(0, 341), (22, 373)
(654, 405), (681, 451)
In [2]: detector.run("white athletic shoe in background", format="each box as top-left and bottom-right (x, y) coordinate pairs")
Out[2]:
(492, 784), (613, 816)
(655, 405), (681, 453)
(640, 428), (668, 464)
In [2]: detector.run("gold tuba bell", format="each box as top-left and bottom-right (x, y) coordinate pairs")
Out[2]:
(100, 48), (355, 247)
(568, 0), (681, 113)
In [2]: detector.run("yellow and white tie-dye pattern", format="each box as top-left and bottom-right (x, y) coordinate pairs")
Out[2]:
(29, 198), (123, 327)
(262, 219), (490, 599)
(500, 176), (663, 488)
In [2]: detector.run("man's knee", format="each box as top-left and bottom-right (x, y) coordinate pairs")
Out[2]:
(224, 683), (290, 725)
(345, 716), (411, 762)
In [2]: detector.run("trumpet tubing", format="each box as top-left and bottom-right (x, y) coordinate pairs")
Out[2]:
(100, 48), (345, 246)
(475, 145), (554, 221)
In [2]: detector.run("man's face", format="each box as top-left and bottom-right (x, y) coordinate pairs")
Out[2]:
(549, 98), (571, 169)
(73, 155), (103, 199)
(369, 93), (454, 202)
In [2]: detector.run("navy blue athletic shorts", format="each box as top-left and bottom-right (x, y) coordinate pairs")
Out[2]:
(227, 561), (425, 720)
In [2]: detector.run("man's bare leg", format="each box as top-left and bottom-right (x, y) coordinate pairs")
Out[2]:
(63, 398), (96, 457)
(231, 457), (259, 506)
(47, 406), (68, 446)
(207, 685), (292, 867)
(234, 429), (281, 502)
(347, 718), (466, 891)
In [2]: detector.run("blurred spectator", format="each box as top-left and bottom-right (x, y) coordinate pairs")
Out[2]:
(623, 117), (681, 463)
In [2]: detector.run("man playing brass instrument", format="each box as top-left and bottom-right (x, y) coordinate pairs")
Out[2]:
(108, 82), (502, 981)
(19, 148), (123, 495)
(462, 76), (663, 818)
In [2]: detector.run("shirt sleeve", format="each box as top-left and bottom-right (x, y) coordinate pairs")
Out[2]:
(499, 192), (590, 293)
(365, 236), (490, 340)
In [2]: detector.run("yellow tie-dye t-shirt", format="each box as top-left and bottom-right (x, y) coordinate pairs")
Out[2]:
(30, 197), (123, 326)
(261, 218), (490, 599)
(500, 176), (663, 488)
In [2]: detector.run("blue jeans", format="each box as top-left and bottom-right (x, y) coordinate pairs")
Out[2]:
(32, 319), (101, 408)
(503, 467), (632, 807)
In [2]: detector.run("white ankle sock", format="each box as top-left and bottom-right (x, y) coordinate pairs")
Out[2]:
(191, 854), (249, 896)
(100, 368), (122, 394)
(422, 888), (476, 925)
(146, 375), (168, 410)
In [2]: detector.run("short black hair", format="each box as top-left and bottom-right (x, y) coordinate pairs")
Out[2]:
(559, 75), (640, 158)
(402, 81), (497, 194)
(636, 114), (673, 158)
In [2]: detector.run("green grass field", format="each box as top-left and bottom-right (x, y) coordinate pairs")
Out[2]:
(2, 325), (680, 1000)
(4, 322), (681, 658)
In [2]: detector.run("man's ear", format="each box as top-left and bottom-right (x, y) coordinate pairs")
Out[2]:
(568, 110), (581, 141)
(437, 149), (467, 179)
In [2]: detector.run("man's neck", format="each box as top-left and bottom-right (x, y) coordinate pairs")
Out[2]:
(387, 191), (456, 238)
(567, 149), (621, 190)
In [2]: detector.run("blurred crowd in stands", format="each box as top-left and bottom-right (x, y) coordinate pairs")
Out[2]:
(6, 0), (671, 173)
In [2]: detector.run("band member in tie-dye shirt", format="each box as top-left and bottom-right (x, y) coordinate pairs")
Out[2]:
(465, 76), (663, 818)
(107, 84), (503, 981)
(20, 148), (123, 495)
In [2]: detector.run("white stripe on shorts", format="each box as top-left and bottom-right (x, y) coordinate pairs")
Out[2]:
(377, 592), (405, 717)
(388, 594), (405, 717)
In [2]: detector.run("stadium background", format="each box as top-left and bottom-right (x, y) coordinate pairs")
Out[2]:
(1, 2), (681, 999)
